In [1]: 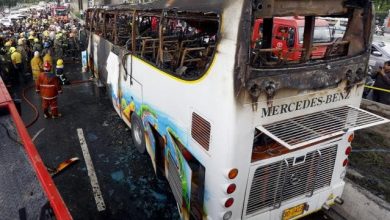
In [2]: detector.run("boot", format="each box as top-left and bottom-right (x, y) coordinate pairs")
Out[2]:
(52, 113), (62, 119)
(43, 109), (51, 119)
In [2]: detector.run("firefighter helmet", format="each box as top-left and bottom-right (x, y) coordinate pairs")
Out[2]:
(43, 41), (51, 48)
(4, 41), (12, 47)
(9, 47), (16, 54)
(57, 59), (64, 68)
(43, 61), (51, 71)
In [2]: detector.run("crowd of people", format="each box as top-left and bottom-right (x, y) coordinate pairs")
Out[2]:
(0, 6), (85, 118)
(0, 7), (83, 88)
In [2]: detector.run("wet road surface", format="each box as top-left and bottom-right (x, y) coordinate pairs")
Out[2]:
(19, 62), (179, 219)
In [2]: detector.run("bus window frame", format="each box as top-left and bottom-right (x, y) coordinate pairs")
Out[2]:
(86, 8), (221, 82)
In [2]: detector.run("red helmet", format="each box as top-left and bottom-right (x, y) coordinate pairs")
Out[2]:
(43, 61), (51, 71)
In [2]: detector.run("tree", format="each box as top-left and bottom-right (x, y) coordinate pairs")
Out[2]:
(373, 0), (390, 12)
(0, 0), (43, 8)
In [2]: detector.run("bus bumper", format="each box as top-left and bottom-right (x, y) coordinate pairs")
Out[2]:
(244, 181), (345, 220)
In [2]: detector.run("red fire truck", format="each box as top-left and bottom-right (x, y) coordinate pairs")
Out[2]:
(0, 78), (72, 220)
(51, 4), (69, 22)
(252, 17), (332, 61)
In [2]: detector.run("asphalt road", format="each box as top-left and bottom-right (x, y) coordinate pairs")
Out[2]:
(19, 62), (179, 219)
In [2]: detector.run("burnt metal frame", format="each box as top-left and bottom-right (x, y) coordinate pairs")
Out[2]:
(85, 7), (220, 80)
(234, 0), (374, 106)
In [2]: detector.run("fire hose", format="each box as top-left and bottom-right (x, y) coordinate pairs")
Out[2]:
(22, 80), (91, 176)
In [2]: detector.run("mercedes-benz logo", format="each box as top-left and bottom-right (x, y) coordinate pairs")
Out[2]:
(289, 173), (301, 185)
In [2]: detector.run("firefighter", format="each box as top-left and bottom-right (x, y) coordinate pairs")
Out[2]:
(4, 41), (12, 52)
(54, 33), (64, 59)
(17, 38), (30, 81)
(55, 59), (69, 85)
(68, 32), (79, 60)
(9, 47), (23, 85)
(31, 51), (43, 80)
(0, 46), (13, 86)
(32, 38), (43, 54)
(43, 50), (53, 71)
(36, 61), (62, 119)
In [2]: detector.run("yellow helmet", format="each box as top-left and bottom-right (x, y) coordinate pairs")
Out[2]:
(18, 38), (24, 45)
(56, 33), (62, 39)
(4, 41), (12, 47)
(56, 59), (64, 68)
(43, 30), (49, 37)
(28, 35), (34, 40)
(34, 38), (39, 43)
(9, 47), (16, 54)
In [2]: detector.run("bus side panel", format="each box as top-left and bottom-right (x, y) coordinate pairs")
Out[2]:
(106, 51), (121, 115)
(88, 32), (207, 220)
(90, 33), (111, 83)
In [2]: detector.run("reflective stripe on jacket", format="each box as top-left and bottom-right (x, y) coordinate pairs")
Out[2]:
(36, 72), (62, 99)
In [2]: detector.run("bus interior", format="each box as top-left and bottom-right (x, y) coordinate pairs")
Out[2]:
(86, 9), (219, 80)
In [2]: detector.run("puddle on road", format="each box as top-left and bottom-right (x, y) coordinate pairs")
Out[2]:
(111, 170), (124, 182)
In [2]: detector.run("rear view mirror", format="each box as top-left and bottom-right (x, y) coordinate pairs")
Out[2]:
(372, 51), (382, 56)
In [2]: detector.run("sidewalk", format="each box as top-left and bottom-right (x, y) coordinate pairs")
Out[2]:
(336, 179), (390, 220)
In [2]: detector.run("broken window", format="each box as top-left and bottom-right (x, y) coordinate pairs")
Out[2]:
(250, 15), (354, 68)
(134, 12), (219, 80)
(86, 8), (220, 81)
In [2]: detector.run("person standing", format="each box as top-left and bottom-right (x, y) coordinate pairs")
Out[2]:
(32, 38), (43, 54)
(36, 61), (62, 119)
(373, 61), (390, 105)
(55, 59), (69, 85)
(31, 51), (43, 81)
(43, 50), (53, 72)
(9, 47), (23, 85)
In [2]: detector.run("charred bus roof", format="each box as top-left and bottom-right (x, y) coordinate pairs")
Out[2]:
(99, 0), (224, 13)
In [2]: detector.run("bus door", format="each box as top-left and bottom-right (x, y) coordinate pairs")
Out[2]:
(272, 25), (297, 60)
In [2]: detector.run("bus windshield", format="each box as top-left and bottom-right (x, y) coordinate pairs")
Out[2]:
(298, 26), (331, 44)
(56, 10), (67, 16)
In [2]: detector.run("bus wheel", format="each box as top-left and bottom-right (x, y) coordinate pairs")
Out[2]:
(131, 114), (146, 154)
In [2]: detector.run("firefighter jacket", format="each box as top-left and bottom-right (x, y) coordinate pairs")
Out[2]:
(36, 72), (62, 100)
(11, 51), (22, 65)
(31, 56), (43, 80)
(17, 45), (27, 61)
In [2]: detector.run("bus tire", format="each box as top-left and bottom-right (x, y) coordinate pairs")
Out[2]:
(131, 114), (146, 154)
